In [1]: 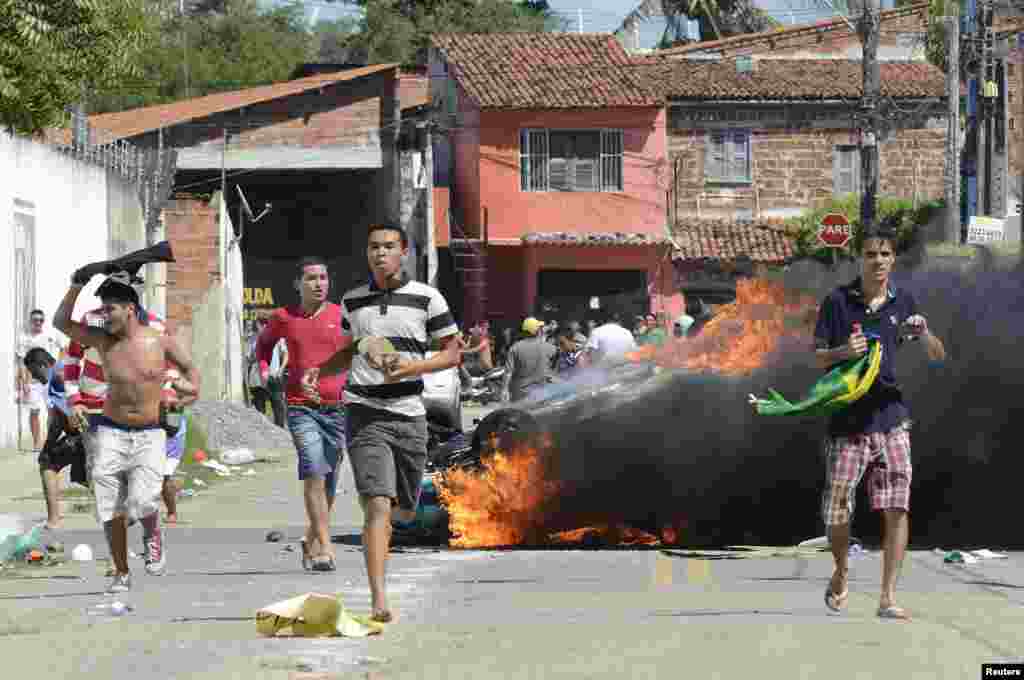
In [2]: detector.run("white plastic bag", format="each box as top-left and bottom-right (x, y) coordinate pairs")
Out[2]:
(220, 448), (256, 465)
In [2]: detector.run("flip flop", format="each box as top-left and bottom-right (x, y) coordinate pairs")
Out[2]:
(824, 584), (849, 612)
(311, 554), (336, 572)
(877, 605), (910, 620)
(370, 610), (393, 624)
(300, 539), (313, 572)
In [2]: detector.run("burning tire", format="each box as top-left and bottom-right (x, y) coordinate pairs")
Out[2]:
(471, 408), (541, 455)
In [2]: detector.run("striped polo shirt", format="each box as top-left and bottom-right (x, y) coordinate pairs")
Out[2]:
(341, 277), (459, 418)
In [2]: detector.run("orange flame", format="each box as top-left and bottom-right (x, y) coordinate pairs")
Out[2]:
(439, 278), (818, 549)
(632, 278), (817, 375)
(438, 441), (562, 548)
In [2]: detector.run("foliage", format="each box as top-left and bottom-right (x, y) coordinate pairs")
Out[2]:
(341, 0), (564, 67)
(0, 0), (151, 134)
(90, 0), (314, 114)
(618, 0), (778, 46)
(785, 195), (946, 263)
(921, 0), (958, 75)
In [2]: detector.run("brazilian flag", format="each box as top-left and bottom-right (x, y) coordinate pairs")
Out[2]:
(750, 338), (883, 417)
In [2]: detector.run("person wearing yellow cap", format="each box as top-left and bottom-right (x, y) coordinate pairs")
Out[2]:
(501, 317), (556, 402)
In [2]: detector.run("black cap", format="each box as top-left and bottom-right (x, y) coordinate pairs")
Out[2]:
(96, 271), (141, 305)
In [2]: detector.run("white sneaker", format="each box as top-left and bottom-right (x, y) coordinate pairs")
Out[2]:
(107, 572), (131, 593)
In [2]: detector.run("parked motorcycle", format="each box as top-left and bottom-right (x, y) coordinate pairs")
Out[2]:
(461, 366), (506, 405)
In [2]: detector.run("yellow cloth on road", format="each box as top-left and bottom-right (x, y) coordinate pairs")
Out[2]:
(256, 592), (385, 638)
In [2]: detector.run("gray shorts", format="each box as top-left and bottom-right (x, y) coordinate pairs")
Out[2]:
(346, 403), (428, 512)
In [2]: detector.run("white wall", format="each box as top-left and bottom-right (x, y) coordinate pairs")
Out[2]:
(0, 132), (115, 450)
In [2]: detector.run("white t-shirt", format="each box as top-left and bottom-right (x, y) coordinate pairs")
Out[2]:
(585, 323), (637, 361)
(17, 330), (64, 361)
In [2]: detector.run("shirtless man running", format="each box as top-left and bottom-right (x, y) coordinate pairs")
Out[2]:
(55, 268), (199, 593)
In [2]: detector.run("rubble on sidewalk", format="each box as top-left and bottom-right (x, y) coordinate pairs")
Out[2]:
(189, 400), (293, 453)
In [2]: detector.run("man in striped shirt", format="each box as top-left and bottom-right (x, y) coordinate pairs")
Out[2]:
(314, 224), (463, 623)
(64, 307), (189, 526)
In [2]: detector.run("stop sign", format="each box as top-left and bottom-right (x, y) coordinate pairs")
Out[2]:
(817, 213), (852, 248)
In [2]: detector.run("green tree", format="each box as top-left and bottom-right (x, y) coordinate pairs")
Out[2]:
(91, 0), (315, 113)
(0, 0), (151, 134)
(616, 0), (777, 47)
(320, 0), (564, 66)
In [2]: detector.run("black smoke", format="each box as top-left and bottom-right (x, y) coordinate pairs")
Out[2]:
(535, 248), (1024, 549)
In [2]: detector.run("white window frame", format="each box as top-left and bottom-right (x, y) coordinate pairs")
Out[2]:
(520, 128), (624, 193)
(704, 129), (752, 184)
(833, 145), (861, 196)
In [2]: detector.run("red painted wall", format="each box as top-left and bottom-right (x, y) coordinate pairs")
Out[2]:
(454, 106), (669, 241)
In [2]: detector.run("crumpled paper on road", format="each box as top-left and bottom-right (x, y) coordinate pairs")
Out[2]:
(256, 592), (385, 638)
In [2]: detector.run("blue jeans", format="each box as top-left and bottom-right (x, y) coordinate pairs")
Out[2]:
(287, 405), (347, 505)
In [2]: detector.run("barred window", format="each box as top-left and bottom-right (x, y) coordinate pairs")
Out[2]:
(520, 129), (624, 192)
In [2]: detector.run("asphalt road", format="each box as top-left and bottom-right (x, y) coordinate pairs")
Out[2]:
(0, 435), (1022, 679)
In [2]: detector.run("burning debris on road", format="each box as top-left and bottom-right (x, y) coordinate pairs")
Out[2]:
(437, 279), (816, 549)
(434, 252), (1024, 551)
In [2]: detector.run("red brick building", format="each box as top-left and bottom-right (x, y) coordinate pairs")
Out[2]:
(639, 57), (947, 221)
(429, 33), (684, 327)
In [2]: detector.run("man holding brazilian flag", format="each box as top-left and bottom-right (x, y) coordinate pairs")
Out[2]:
(749, 223), (945, 622)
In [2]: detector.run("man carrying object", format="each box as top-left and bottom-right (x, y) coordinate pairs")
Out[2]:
(314, 224), (463, 622)
(55, 268), (200, 593)
(814, 224), (945, 620)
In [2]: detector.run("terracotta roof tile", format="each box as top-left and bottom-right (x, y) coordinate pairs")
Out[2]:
(656, 1), (928, 57)
(59, 63), (398, 144)
(638, 58), (944, 100)
(430, 33), (659, 109)
(522, 232), (668, 246)
(671, 220), (796, 263)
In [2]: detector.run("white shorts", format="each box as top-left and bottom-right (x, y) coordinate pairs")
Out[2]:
(25, 383), (46, 411)
(164, 455), (181, 477)
(85, 420), (167, 523)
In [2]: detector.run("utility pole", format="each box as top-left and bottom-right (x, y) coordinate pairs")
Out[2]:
(181, 0), (191, 98)
(945, 9), (961, 242)
(964, 0), (979, 229)
(981, 0), (995, 216)
(858, 0), (881, 230)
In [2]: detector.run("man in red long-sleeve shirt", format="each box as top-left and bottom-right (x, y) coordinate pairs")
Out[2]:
(256, 256), (349, 572)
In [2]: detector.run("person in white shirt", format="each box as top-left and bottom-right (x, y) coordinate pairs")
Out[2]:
(585, 311), (637, 366)
(16, 309), (66, 451)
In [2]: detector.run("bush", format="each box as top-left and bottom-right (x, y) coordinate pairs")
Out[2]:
(786, 195), (945, 263)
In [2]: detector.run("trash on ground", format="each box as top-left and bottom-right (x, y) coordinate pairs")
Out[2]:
(243, 469), (257, 476)
(88, 601), (133, 617)
(970, 549), (1009, 560)
(265, 530), (284, 543)
(943, 550), (979, 565)
(128, 550), (141, 560)
(177, 489), (196, 498)
(47, 542), (64, 554)
(192, 450), (208, 463)
(71, 544), (94, 562)
(256, 592), (385, 638)
(0, 524), (43, 563)
(192, 479), (207, 487)
(797, 536), (829, 549)
(200, 460), (232, 476)
(220, 448), (257, 465)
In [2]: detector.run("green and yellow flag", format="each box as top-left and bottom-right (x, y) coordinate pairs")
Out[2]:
(750, 340), (883, 417)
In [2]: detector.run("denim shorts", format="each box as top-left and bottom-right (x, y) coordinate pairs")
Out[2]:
(287, 405), (347, 503)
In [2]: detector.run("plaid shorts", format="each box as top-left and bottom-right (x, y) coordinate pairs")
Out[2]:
(821, 420), (912, 527)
